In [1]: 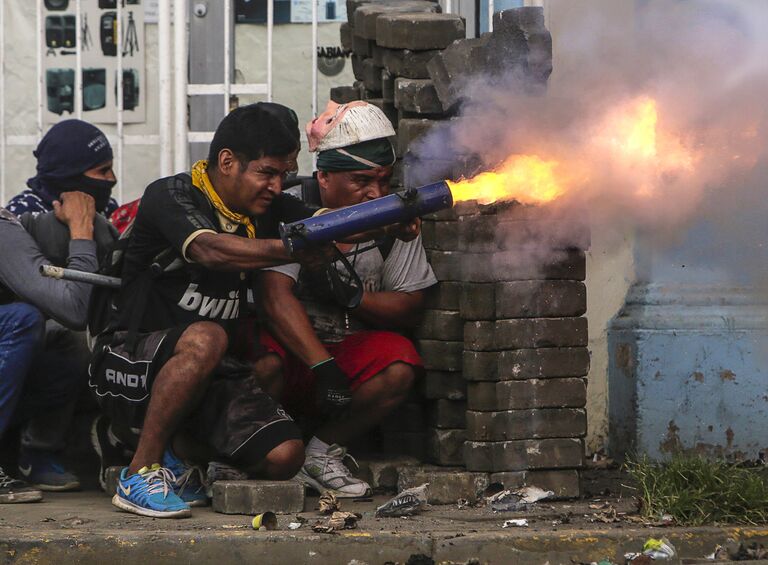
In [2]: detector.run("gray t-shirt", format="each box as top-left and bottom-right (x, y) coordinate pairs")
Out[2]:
(266, 234), (437, 343)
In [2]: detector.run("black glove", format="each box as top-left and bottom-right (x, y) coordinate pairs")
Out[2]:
(312, 358), (352, 417)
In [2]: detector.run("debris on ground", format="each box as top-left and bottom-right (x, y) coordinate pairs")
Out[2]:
(318, 491), (341, 514)
(375, 483), (429, 517)
(705, 540), (768, 561)
(488, 485), (554, 512)
(456, 498), (470, 510)
(287, 516), (307, 530)
(501, 518), (528, 528)
(251, 512), (277, 531)
(587, 449), (616, 469)
(312, 511), (361, 533)
(625, 537), (676, 563)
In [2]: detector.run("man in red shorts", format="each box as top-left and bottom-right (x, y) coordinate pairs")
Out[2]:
(257, 101), (437, 497)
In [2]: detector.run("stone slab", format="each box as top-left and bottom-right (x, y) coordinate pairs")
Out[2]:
(422, 370), (466, 400)
(376, 12), (465, 50)
(427, 428), (466, 466)
(466, 408), (587, 441)
(490, 469), (581, 499)
(415, 309), (463, 341)
(420, 218), (459, 251)
(460, 248), (587, 282)
(463, 317), (588, 354)
(495, 281), (587, 319)
(424, 281), (462, 310)
(467, 378), (587, 411)
(380, 401), (428, 433)
(354, 2), (440, 40)
(382, 48), (439, 79)
(460, 282), (495, 320)
(429, 399), (467, 429)
(330, 85), (362, 104)
(340, 22), (353, 51)
(463, 347), (591, 379)
(397, 465), (489, 503)
(464, 438), (584, 472)
(211, 480), (305, 515)
(394, 78), (443, 115)
(417, 339), (463, 371)
(427, 36), (489, 111)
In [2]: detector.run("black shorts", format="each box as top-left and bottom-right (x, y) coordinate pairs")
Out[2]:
(88, 326), (301, 464)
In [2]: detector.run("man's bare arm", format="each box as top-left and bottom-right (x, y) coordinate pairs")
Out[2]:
(260, 271), (332, 366)
(352, 290), (425, 329)
(187, 232), (292, 271)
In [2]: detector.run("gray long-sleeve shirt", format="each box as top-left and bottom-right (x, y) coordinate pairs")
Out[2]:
(0, 207), (97, 330)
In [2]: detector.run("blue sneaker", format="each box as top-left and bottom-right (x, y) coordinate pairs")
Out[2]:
(112, 464), (191, 518)
(18, 449), (80, 492)
(162, 448), (208, 507)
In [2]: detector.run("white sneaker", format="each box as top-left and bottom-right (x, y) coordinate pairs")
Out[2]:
(295, 444), (371, 498)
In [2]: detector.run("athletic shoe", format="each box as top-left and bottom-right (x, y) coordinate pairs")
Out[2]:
(162, 448), (208, 507)
(0, 467), (43, 504)
(112, 464), (191, 519)
(295, 443), (371, 498)
(17, 448), (80, 492)
(91, 415), (132, 491)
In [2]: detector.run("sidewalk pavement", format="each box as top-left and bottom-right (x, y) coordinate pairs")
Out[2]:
(2, 489), (768, 564)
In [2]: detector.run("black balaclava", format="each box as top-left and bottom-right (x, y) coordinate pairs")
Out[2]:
(27, 119), (115, 212)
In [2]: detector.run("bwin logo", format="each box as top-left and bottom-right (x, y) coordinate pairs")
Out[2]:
(178, 283), (240, 319)
(106, 369), (147, 389)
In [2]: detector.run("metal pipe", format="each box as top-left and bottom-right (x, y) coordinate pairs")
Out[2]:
(224, 0), (232, 115)
(267, 0), (274, 101)
(116, 0), (124, 202)
(40, 265), (122, 289)
(75, 0), (83, 120)
(488, 0), (494, 32)
(158, 0), (173, 177)
(36, 0), (44, 141)
(279, 181), (454, 253)
(174, 0), (189, 173)
(0, 0), (5, 204)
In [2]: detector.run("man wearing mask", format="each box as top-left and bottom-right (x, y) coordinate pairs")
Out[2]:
(6, 120), (119, 218)
(0, 192), (98, 502)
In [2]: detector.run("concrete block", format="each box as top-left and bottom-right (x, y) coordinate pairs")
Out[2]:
(391, 158), (404, 188)
(380, 401), (428, 432)
(466, 408), (587, 441)
(340, 22), (353, 51)
(372, 43), (386, 66)
(464, 318), (588, 355)
(366, 98), (398, 129)
(397, 465), (489, 503)
(404, 156), (454, 187)
(376, 13), (465, 50)
(212, 480), (305, 515)
(418, 339), (463, 371)
(464, 438), (584, 472)
(394, 78), (444, 115)
(415, 309), (463, 341)
(460, 248), (587, 282)
(420, 219), (459, 251)
(486, 7), (552, 93)
(489, 469), (580, 499)
(357, 456), (420, 490)
(351, 54), (366, 80)
(423, 370), (466, 400)
(427, 428), (468, 465)
(460, 282), (495, 320)
(346, 0), (376, 21)
(427, 36), (489, 111)
(467, 378), (587, 411)
(424, 281), (462, 310)
(362, 58), (383, 92)
(463, 347), (591, 379)
(381, 431), (427, 459)
(495, 281), (587, 318)
(397, 118), (440, 157)
(382, 48), (439, 79)
(354, 2), (440, 40)
(382, 69), (395, 102)
(429, 399), (467, 429)
(457, 214), (591, 254)
(426, 250), (463, 282)
(330, 85), (362, 104)
(353, 34), (373, 58)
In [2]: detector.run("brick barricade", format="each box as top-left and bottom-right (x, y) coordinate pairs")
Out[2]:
(334, 5), (584, 496)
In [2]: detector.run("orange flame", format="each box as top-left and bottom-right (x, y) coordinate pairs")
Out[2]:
(448, 155), (565, 205)
(447, 96), (695, 205)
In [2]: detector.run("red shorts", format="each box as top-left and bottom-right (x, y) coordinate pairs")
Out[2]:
(259, 330), (423, 416)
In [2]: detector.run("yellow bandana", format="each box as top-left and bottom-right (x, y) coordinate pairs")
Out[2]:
(191, 159), (256, 239)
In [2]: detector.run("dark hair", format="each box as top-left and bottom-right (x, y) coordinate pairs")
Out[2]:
(207, 102), (300, 169)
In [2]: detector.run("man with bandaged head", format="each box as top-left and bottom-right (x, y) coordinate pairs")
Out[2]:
(7, 119), (118, 217)
(257, 101), (437, 498)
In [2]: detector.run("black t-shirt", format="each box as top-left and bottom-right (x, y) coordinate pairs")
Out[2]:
(115, 173), (312, 333)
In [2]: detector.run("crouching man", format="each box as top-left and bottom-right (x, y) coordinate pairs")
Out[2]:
(257, 102), (437, 497)
(88, 103), (324, 518)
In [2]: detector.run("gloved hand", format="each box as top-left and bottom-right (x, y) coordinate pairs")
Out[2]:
(312, 358), (352, 417)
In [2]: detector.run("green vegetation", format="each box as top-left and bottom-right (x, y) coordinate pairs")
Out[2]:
(625, 455), (768, 526)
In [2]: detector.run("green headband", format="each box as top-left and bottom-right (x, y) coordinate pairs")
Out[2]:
(316, 137), (396, 172)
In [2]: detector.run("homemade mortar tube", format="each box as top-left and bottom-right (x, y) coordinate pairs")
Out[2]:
(40, 265), (122, 289)
(279, 181), (454, 254)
